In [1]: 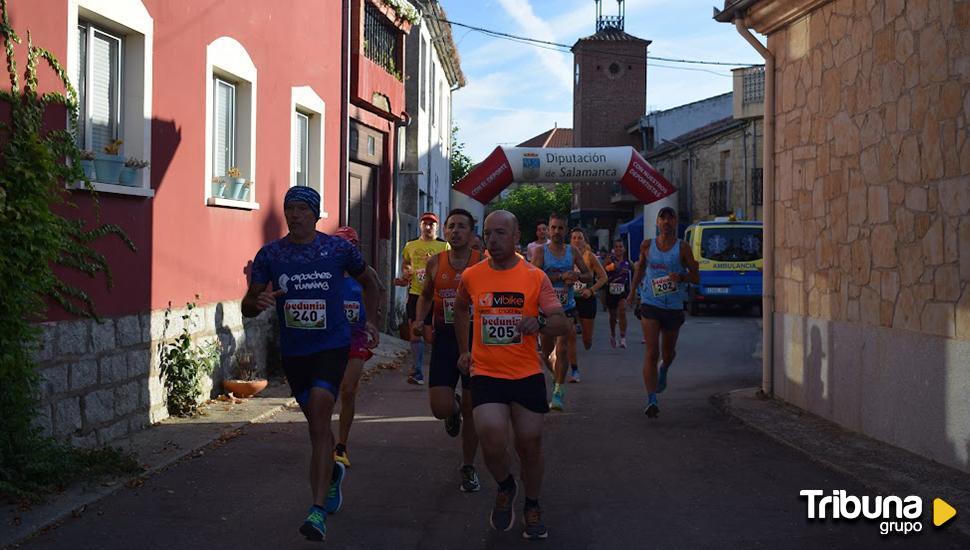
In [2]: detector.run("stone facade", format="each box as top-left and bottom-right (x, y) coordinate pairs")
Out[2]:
(33, 301), (277, 447)
(755, 0), (970, 472)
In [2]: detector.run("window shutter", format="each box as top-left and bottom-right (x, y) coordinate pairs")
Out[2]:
(89, 30), (120, 153)
(298, 113), (309, 186)
(76, 25), (87, 148)
(214, 79), (235, 177)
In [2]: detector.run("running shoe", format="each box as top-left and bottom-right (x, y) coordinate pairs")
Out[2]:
(521, 506), (549, 540)
(569, 366), (581, 383)
(574, 322), (583, 335)
(445, 394), (462, 437)
(333, 447), (351, 468)
(619, 336), (627, 349)
(657, 365), (670, 394)
(490, 481), (517, 531)
(549, 387), (564, 411)
(299, 506), (327, 541)
(644, 395), (660, 418)
(610, 335), (616, 348)
(407, 370), (425, 385)
(460, 464), (481, 493)
(323, 462), (345, 514)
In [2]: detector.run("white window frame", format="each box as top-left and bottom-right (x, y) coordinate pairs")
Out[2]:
(289, 86), (327, 217)
(66, 0), (153, 197)
(75, 23), (122, 153)
(205, 37), (258, 210)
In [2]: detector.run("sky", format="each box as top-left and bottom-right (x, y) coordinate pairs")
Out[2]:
(439, 0), (766, 162)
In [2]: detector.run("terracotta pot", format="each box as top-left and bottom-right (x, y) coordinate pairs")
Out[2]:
(222, 378), (268, 398)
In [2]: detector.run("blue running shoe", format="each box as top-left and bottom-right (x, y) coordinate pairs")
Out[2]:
(657, 365), (669, 394)
(644, 394), (660, 418)
(300, 506), (327, 541)
(324, 461), (346, 514)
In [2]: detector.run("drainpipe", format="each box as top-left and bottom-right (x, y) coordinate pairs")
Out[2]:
(742, 124), (748, 218)
(340, 0), (351, 226)
(734, 15), (775, 396)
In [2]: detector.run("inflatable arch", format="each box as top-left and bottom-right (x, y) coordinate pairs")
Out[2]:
(450, 146), (677, 224)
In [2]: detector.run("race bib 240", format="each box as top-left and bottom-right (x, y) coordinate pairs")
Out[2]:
(284, 300), (327, 329)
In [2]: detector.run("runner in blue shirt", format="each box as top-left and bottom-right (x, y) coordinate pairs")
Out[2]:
(242, 186), (380, 542)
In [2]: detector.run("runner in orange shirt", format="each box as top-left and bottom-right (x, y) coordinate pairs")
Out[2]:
(412, 208), (484, 493)
(455, 210), (569, 541)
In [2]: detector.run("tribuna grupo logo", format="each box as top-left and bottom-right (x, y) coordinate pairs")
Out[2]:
(801, 490), (932, 536)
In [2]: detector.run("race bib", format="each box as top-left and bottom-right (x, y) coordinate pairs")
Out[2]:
(284, 300), (327, 329)
(481, 314), (522, 345)
(415, 269), (427, 284)
(554, 287), (569, 305)
(574, 281), (588, 292)
(344, 301), (360, 324)
(609, 282), (626, 295)
(443, 297), (456, 324)
(651, 275), (678, 297)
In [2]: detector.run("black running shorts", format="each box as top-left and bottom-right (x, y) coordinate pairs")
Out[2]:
(282, 346), (349, 401)
(406, 293), (433, 326)
(574, 295), (597, 319)
(429, 324), (471, 389)
(604, 286), (629, 309)
(470, 373), (549, 414)
(638, 304), (685, 332)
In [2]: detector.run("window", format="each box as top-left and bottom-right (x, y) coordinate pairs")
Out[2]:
(720, 150), (732, 182)
(67, 1), (153, 195)
(751, 168), (763, 206)
(700, 227), (762, 262)
(709, 181), (730, 216)
(363, 2), (400, 76)
(76, 23), (121, 153)
(290, 86), (326, 211)
(367, 135), (376, 156)
(419, 38), (427, 109)
(294, 111), (309, 186)
(213, 78), (236, 180)
(742, 66), (765, 105)
(205, 37), (257, 208)
(430, 62), (436, 127)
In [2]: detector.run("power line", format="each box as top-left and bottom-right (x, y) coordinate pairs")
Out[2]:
(435, 17), (759, 68)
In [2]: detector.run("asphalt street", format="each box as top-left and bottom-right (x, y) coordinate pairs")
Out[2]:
(20, 308), (968, 549)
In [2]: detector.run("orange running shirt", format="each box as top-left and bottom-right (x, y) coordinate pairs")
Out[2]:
(457, 258), (561, 380)
(432, 249), (483, 326)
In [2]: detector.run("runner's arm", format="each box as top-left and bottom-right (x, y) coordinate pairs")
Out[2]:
(395, 244), (412, 286)
(629, 241), (649, 294)
(588, 254), (608, 293)
(570, 245), (593, 284)
(536, 274), (569, 336)
(679, 241), (700, 284)
(455, 282), (472, 355)
(412, 255), (438, 331)
(353, 264), (381, 331)
(241, 282), (273, 318)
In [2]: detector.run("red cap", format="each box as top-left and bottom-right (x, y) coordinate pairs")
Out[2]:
(420, 212), (439, 224)
(334, 226), (359, 244)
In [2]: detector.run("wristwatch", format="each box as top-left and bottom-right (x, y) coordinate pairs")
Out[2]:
(537, 315), (547, 330)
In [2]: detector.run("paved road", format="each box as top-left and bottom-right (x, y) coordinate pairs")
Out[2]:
(22, 310), (967, 548)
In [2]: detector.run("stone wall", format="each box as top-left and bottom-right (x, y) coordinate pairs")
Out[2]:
(767, 0), (970, 471)
(33, 300), (277, 447)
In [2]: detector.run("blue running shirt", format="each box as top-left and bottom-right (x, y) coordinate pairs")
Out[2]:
(542, 244), (575, 311)
(640, 239), (686, 310)
(251, 232), (366, 356)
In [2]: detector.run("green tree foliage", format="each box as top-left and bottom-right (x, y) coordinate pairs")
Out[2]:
(450, 124), (474, 186)
(489, 184), (573, 245)
(0, 0), (138, 501)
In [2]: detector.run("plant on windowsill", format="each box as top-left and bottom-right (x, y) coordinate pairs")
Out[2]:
(79, 149), (96, 180)
(211, 176), (228, 198)
(222, 349), (267, 398)
(118, 157), (149, 186)
(225, 167), (249, 200)
(93, 139), (124, 183)
(381, 0), (419, 25)
(159, 300), (221, 417)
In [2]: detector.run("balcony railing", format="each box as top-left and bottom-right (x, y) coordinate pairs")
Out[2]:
(709, 180), (731, 216)
(741, 66), (765, 105)
(364, 2), (401, 78)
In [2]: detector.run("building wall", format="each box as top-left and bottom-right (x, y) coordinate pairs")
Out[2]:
(768, 0), (970, 472)
(573, 39), (647, 148)
(639, 93), (734, 150)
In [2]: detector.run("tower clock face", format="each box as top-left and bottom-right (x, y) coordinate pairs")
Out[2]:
(606, 62), (623, 80)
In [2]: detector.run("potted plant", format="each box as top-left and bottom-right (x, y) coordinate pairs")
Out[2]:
(222, 350), (267, 398)
(93, 139), (124, 183)
(233, 180), (253, 201)
(79, 150), (96, 180)
(211, 176), (228, 198)
(224, 166), (247, 199)
(119, 157), (149, 186)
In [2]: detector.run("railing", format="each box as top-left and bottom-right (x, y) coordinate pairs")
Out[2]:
(741, 66), (765, 105)
(364, 2), (401, 77)
(751, 168), (763, 206)
(709, 180), (731, 215)
(596, 15), (624, 32)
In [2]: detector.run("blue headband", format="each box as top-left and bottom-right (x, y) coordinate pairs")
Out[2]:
(284, 185), (321, 219)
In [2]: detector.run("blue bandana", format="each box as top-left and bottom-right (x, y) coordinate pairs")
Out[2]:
(284, 185), (321, 219)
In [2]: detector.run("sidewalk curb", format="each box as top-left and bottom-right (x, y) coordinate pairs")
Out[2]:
(713, 388), (970, 539)
(2, 338), (410, 549)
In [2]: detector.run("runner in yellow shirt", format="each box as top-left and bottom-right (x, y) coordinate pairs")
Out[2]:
(396, 212), (450, 384)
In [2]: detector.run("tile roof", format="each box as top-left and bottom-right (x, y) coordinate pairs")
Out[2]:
(516, 127), (574, 148)
(574, 28), (650, 44)
(644, 116), (746, 158)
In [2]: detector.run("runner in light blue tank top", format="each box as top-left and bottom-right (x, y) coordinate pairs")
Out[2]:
(543, 243), (575, 312)
(641, 238), (687, 310)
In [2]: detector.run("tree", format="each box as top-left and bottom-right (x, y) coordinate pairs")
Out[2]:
(489, 184), (573, 245)
(450, 124), (474, 186)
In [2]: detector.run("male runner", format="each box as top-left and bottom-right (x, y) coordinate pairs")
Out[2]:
(531, 213), (591, 410)
(604, 238), (633, 348)
(397, 212), (449, 384)
(628, 206), (699, 417)
(454, 210), (568, 540)
(412, 208), (484, 492)
(332, 226), (386, 468)
(568, 228), (608, 382)
(525, 222), (549, 262)
(242, 187), (379, 541)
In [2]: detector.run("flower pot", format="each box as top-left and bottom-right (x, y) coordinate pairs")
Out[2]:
(222, 379), (268, 398)
(211, 181), (228, 198)
(229, 178), (247, 200)
(93, 153), (124, 183)
(118, 167), (138, 186)
(80, 159), (96, 181)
